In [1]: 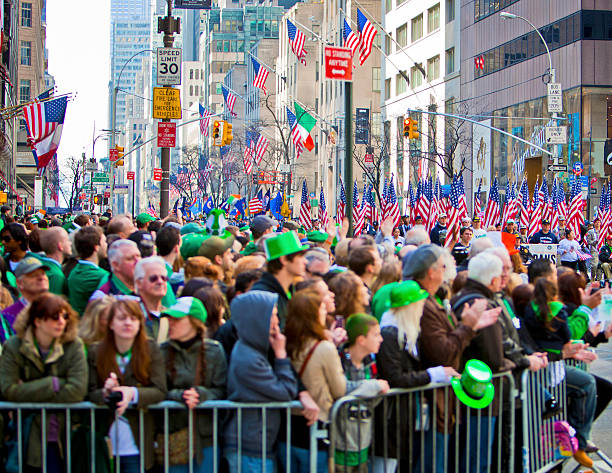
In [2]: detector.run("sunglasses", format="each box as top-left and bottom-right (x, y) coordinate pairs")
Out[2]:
(148, 274), (168, 283)
(46, 311), (68, 321)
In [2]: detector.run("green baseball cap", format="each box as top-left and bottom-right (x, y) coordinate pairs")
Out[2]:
(198, 235), (235, 260)
(389, 280), (428, 308)
(136, 213), (156, 225)
(180, 232), (207, 259)
(181, 222), (204, 235)
(264, 231), (309, 261)
(162, 297), (207, 324)
(451, 359), (495, 409)
(306, 231), (328, 243)
(14, 257), (50, 278)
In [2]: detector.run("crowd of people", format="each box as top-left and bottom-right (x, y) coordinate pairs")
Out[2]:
(0, 204), (610, 473)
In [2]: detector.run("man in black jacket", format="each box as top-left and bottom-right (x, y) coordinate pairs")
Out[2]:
(250, 231), (308, 328)
(529, 219), (559, 244)
(429, 213), (447, 246)
(599, 234), (612, 280)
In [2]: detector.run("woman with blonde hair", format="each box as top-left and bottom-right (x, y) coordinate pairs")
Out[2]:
(0, 293), (87, 472)
(79, 295), (114, 348)
(88, 298), (166, 472)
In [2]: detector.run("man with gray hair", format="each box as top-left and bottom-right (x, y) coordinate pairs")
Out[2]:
(90, 239), (141, 299)
(304, 248), (331, 278)
(134, 256), (169, 342)
(451, 251), (515, 473)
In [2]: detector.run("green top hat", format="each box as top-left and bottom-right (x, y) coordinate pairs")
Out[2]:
(389, 280), (428, 308)
(264, 231), (309, 261)
(206, 209), (232, 238)
(451, 359), (495, 409)
(180, 232), (207, 259)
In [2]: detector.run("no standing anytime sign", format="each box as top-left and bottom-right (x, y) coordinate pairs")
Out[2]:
(324, 46), (352, 81)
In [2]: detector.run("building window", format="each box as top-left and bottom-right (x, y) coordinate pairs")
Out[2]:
(19, 80), (31, 103)
(385, 78), (391, 99)
(372, 68), (381, 91)
(445, 47), (455, 74)
(428, 4), (440, 33)
(410, 65), (423, 89)
(395, 72), (407, 95)
(385, 0), (392, 12)
(446, 0), (455, 22)
(427, 55), (440, 80)
(411, 14), (423, 42)
(21, 2), (32, 27)
(397, 0), (406, 6)
(195, 69), (199, 80)
(195, 85), (199, 96)
(385, 35), (392, 54)
(475, 0), (519, 22)
(190, 85), (193, 95)
(190, 69), (193, 79)
(396, 24), (407, 48)
(20, 41), (31, 66)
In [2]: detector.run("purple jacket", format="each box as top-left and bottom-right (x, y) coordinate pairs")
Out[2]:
(0, 299), (26, 344)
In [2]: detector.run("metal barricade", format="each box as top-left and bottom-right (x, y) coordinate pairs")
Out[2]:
(329, 372), (516, 473)
(0, 399), (322, 473)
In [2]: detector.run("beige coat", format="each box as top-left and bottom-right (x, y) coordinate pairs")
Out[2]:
(291, 339), (346, 422)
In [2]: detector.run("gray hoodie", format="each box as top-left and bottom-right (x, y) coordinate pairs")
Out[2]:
(223, 290), (298, 457)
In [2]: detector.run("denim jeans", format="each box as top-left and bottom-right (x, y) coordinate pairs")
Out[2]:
(168, 446), (217, 473)
(459, 415), (497, 473)
(225, 451), (276, 473)
(414, 429), (449, 473)
(277, 442), (328, 473)
(565, 365), (596, 449)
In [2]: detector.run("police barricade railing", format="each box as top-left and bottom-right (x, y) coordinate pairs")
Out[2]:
(0, 399), (324, 473)
(328, 372), (516, 473)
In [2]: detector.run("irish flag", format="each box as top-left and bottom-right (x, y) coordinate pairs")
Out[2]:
(294, 102), (316, 151)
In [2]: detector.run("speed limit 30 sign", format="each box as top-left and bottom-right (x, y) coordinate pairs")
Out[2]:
(157, 47), (182, 86)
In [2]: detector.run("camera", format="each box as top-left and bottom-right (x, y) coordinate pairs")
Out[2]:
(105, 391), (123, 411)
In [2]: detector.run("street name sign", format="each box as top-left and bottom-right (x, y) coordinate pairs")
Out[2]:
(547, 164), (567, 173)
(114, 184), (129, 195)
(547, 83), (562, 113)
(545, 126), (567, 145)
(157, 122), (177, 147)
(153, 88), (182, 119)
(324, 46), (352, 81)
(92, 172), (109, 183)
(156, 48), (182, 86)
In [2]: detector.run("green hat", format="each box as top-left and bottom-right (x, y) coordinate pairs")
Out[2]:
(162, 297), (207, 324)
(181, 222), (204, 235)
(264, 231), (309, 261)
(371, 282), (400, 321)
(180, 232), (207, 259)
(62, 218), (80, 234)
(198, 235), (235, 260)
(451, 359), (495, 409)
(239, 225), (250, 232)
(205, 209), (231, 238)
(240, 241), (259, 256)
(136, 212), (156, 225)
(14, 257), (50, 278)
(345, 313), (379, 345)
(389, 280), (428, 308)
(307, 231), (329, 243)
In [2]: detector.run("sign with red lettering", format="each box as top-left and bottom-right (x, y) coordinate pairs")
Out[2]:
(127, 171), (135, 180)
(109, 148), (119, 162)
(157, 122), (177, 148)
(104, 191), (110, 198)
(153, 168), (163, 181)
(324, 46), (352, 81)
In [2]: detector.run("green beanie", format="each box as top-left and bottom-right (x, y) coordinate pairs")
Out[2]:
(345, 313), (379, 346)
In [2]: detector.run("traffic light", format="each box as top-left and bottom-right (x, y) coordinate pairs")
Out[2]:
(212, 120), (225, 146)
(116, 159), (124, 167)
(222, 122), (233, 145)
(116, 146), (124, 158)
(94, 195), (101, 205)
(403, 117), (420, 139)
(403, 118), (411, 137)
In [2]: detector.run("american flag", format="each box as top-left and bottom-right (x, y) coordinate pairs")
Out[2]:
(243, 145), (253, 175)
(557, 181), (568, 222)
(23, 96), (68, 169)
(248, 194), (263, 215)
(518, 179), (530, 231)
(408, 182), (416, 224)
(147, 201), (159, 218)
(199, 104), (211, 136)
(352, 180), (363, 236)
(287, 19), (307, 65)
(343, 19), (359, 57)
(474, 178), (483, 218)
(250, 132), (269, 165)
(287, 108), (304, 159)
(319, 187), (329, 229)
(251, 57), (269, 95)
(201, 161), (213, 182)
(528, 178), (541, 239)
(416, 179), (430, 223)
(540, 177), (550, 224)
(386, 177), (400, 228)
(381, 178), (389, 218)
(358, 183), (368, 233)
(435, 178), (444, 216)
(576, 249), (592, 261)
(484, 177), (501, 229)
(221, 85), (237, 117)
(445, 177), (461, 247)
(299, 180), (313, 230)
(474, 55), (484, 70)
(567, 177), (584, 241)
(425, 178), (437, 233)
(337, 180), (347, 223)
(598, 183), (611, 250)
(357, 9), (377, 66)
(367, 185), (380, 226)
(551, 179), (559, 231)
(501, 180), (513, 228)
(458, 174), (469, 220)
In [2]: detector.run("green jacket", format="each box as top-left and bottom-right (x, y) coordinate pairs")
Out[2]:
(161, 263), (177, 308)
(87, 339), (167, 470)
(0, 325), (88, 468)
(67, 261), (109, 315)
(159, 338), (227, 460)
(40, 256), (68, 296)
